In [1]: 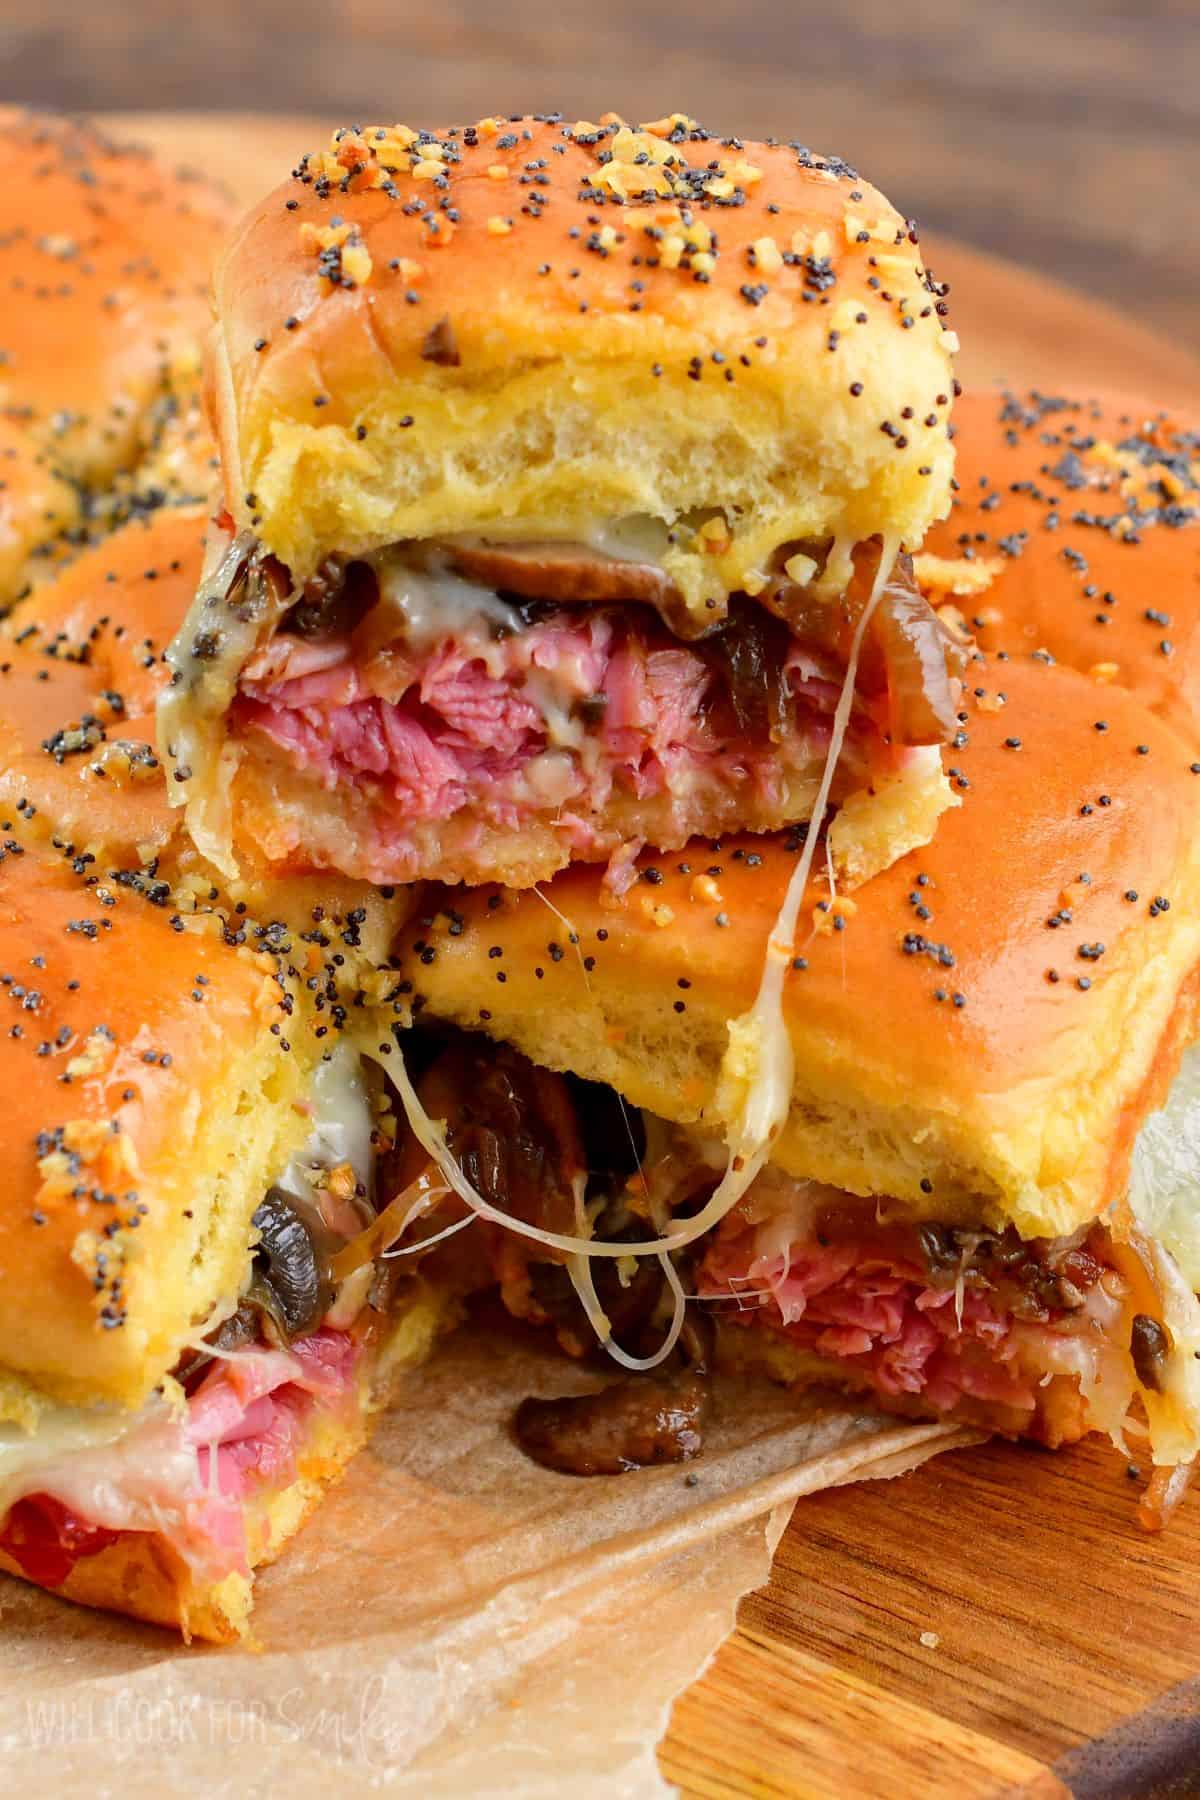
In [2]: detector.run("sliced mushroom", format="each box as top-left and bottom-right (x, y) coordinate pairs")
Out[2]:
(1131, 1313), (1171, 1393)
(513, 1309), (714, 1476)
(249, 1186), (338, 1341)
(281, 558), (379, 641)
(445, 542), (706, 638)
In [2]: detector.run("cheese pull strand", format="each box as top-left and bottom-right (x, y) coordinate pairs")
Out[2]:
(710, 531), (901, 1215)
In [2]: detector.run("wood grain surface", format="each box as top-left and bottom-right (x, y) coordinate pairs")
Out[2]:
(8, 0), (1200, 356)
(116, 111), (1200, 1799)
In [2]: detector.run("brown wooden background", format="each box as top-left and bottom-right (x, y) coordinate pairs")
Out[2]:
(4, 0), (1199, 353)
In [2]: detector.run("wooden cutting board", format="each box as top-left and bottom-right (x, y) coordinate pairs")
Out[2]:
(121, 112), (1200, 1799)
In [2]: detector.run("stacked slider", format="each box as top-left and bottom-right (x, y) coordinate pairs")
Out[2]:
(382, 386), (1200, 1500)
(0, 120), (459, 1641)
(14, 102), (1198, 1650)
(157, 115), (1200, 1503)
(162, 112), (965, 892)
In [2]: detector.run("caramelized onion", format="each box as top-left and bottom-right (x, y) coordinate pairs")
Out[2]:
(392, 1039), (586, 1250)
(869, 561), (964, 742)
(704, 601), (791, 739)
(329, 1164), (449, 1281)
(762, 541), (964, 745)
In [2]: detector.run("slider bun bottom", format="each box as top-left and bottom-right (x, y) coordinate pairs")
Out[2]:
(714, 1320), (1090, 1448)
(0, 1283), (457, 1642)
(229, 736), (955, 891)
(0, 1432), (356, 1644)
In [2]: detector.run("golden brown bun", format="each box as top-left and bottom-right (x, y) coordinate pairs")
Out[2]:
(0, 417), (78, 602)
(920, 388), (1200, 740)
(0, 109), (233, 600)
(0, 507), (207, 864)
(394, 652), (1200, 1240)
(212, 113), (957, 606)
(0, 833), (311, 1415)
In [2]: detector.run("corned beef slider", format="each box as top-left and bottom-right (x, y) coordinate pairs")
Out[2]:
(162, 111), (964, 892)
(0, 828), (459, 1641)
(383, 633), (1200, 1510)
(0, 525), (452, 1642)
(0, 504), (419, 938)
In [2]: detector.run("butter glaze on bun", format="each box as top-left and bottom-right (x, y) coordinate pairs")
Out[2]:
(0, 507), (208, 865)
(0, 108), (233, 600)
(0, 836), (304, 1418)
(211, 112), (958, 608)
(394, 650), (1200, 1242)
(919, 388), (1200, 740)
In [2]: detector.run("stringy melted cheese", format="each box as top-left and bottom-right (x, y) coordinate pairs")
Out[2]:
(710, 531), (901, 1215)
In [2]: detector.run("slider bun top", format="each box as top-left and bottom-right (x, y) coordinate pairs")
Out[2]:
(395, 651), (1200, 1242)
(0, 109), (233, 598)
(921, 388), (1200, 740)
(212, 113), (957, 610)
(0, 837), (308, 1420)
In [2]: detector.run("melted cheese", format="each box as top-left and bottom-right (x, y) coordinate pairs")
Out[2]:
(158, 524), (267, 875)
(712, 531), (901, 1214)
(371, 550), (522, 650)
(278, 1042), (374, 1207)
(1130, 1042), (1200, 1288)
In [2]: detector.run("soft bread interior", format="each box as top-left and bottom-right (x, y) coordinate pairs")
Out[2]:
(3, 1029), (310, 1421)
(245, 355), (954, 604)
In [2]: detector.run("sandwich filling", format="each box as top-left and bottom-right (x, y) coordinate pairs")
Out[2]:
(383, 1032), (1200, 1501)
(696, 1177), (1174, 1448)
(0, 1047), (437, 1600)
(8, 1017), (1198, 1594)
(163, 526), (963, 887)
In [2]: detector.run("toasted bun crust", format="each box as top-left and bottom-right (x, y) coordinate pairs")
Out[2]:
(212, 113), (957, 607)
(0, 836), (311, 1415)
(395, 652), (1200, 1239)
(920, 388), (1200, 739)
(0, 109), (233, 599)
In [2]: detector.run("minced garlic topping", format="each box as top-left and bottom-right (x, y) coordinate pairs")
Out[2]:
(913, 552), (1004, 599)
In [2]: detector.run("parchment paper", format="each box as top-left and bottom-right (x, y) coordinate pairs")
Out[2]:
(0, 1325), (975, 1795)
